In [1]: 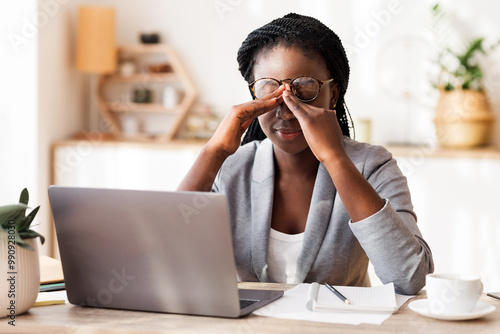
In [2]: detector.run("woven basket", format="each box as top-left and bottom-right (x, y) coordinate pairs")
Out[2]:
(434, 90), (495, 148)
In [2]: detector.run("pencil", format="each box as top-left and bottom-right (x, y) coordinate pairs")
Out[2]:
(325, 282), (351, 304)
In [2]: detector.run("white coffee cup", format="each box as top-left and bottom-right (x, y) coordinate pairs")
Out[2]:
(426, 274), (483, 314)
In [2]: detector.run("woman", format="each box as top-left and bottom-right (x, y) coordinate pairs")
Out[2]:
(178, 13), (433, 295)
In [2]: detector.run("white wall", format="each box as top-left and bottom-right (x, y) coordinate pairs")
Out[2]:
(37, 0), (85, 256)
(0, 2), (39, 215)
(398, 155), (500, 292)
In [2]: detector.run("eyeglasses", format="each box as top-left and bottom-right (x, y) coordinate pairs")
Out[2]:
(249, 76), (334, 102)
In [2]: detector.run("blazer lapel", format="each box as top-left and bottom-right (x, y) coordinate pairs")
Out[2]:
(250, 139), (275, 281)
(294, 163), (336, 283)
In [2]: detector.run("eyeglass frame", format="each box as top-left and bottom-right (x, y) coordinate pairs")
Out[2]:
(248, 76), (334, 102)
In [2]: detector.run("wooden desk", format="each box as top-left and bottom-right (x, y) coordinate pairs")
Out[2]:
(2, 283), (499, 334)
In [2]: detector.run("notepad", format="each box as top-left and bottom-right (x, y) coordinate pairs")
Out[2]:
(34, 290), (68, 307)
(306, 282), (398, 313)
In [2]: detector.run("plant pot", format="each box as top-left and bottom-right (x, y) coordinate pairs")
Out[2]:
(434, 89), (495, 148)
(0, 234), (40, 319)
(434, 115), (494, 148)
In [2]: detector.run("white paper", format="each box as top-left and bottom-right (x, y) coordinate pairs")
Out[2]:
(35, 290), (69, 304)
(310, 283), (397, 313)
(253, 283), (414, 325)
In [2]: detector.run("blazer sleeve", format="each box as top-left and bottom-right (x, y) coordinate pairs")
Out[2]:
(347, 143), (434, 295)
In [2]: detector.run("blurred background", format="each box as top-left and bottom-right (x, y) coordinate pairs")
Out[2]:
(1, 0), (500, 290)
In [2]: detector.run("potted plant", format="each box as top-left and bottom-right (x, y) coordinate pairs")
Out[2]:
(0, 188), (45, 320)
(430, 4), (498, 148)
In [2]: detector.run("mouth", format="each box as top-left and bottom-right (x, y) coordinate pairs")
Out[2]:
(275, 128), (302, 141)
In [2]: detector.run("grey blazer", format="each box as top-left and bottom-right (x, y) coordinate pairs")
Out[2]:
(213, 137), (433, 295)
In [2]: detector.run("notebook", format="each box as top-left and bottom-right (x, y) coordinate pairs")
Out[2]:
(48, 186), (283, 318)
(306, 282), (398, 313)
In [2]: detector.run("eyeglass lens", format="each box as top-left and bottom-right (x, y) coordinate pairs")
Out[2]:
(253, 77), (320, 101)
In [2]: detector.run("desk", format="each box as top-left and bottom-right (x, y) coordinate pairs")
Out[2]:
(2, 283), (499, 334)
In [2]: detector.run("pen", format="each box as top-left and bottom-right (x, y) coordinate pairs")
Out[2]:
(325, 282), (350, 304)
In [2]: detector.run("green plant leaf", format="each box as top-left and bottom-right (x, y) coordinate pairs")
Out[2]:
(15, 240), (34, 251)
(19, 229), (45, 245)
(444, 82), (454, 91)
(19, 188), (29, 205)
(457, 38), (485, 67)
(1, 188), (45, 247)
(0, 204), (28, 227)
(429, 4), (494, 91)
(17, 206), (39, 232)
(1, 229), (26, 246)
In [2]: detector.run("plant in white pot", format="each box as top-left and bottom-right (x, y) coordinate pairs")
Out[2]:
(0, 189), (45, 322)
(430, 4), (499, 148)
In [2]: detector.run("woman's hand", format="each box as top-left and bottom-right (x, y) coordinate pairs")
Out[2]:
(283, 84), (385, 221)
(207, 85), (285, 158)
(282, 84), (346, 164)
(178, 86), (284, 192)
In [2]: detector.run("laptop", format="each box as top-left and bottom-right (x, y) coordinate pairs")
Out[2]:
(48, 186), (283, 318)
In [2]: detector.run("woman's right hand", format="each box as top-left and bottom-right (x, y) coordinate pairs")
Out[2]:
(206, 85), (285, 158)
(177, 86), (284, 192)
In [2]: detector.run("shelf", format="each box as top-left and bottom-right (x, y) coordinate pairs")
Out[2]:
(386, 144), (500, 160)
(105, 73), (178, 83)
(63, 132), (208, 149)
(118, 44), (173, 54)
(108, 103), (179, 114)
(97, 43), (197, 141)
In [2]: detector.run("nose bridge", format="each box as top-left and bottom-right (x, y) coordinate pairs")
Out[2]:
(275, 102), (295, 120)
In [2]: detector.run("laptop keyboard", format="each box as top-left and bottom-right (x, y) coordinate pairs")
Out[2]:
(240, 299), (259, 309)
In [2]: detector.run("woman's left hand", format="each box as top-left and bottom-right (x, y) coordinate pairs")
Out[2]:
(282, 84), (346, 164)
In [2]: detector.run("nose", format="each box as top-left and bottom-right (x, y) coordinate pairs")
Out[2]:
(275, 103), (295, 121)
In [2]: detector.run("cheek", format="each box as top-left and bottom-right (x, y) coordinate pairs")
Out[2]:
(257, 112), (272, 126)
(257, 111), (276, 132)
(311, 92), (333, 109)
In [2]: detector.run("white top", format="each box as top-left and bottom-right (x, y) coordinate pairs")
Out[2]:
(266, 228), (305, 284)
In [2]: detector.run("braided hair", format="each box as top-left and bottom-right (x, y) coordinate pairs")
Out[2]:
(238, 13), (353, 145)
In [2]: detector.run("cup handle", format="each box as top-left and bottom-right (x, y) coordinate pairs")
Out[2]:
(477, 281), (484, 298)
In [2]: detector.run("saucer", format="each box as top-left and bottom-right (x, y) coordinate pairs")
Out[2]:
(408, 299), (496, 320)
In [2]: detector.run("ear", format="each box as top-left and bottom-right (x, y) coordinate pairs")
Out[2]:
(330, 83), (340, 108)
(330, 83), (340, 109)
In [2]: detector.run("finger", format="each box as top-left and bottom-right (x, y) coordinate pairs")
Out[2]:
(247, 95), (284, 119)
(234, 92), (280, 111)
(259, 84), (286, 101)
(239, 100), (282, 132)
(235, 95), (282, 125)
(282, 84), (309, 119)
(233, 84), (284, 113)
(247, 95), (282, 114)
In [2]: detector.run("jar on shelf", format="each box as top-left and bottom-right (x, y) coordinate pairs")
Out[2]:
(186, 105), (220, 139)
(121, 115), (140, 137)
(162, 86), (178, 109)
(118, 59), (136, 76)
(133, 86), (152, 103)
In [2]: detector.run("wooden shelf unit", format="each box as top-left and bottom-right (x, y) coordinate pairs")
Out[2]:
(97, 44), (197, 141)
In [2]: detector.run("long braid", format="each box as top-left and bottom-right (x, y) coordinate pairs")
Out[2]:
(237, 13), (353, 145)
